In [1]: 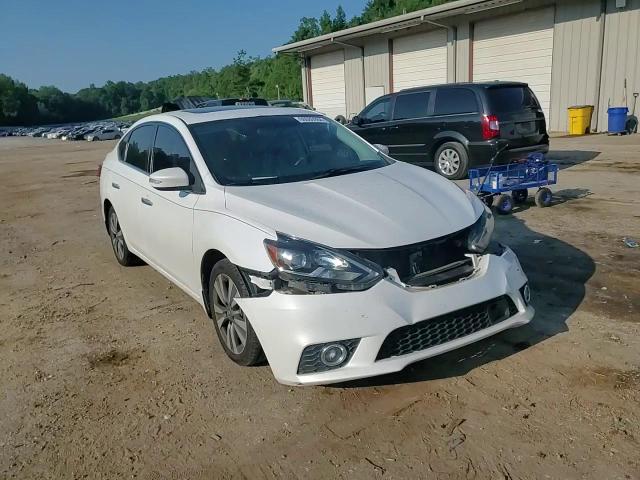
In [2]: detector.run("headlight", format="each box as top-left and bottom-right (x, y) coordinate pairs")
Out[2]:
(467, 207), (494, 253)
(264, 234), (383, 294)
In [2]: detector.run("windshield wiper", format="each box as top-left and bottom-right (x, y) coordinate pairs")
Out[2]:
(225, 176), (280, 186)
(309, 163), (381, 180)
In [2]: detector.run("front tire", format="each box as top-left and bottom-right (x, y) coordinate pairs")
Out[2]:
(209, 259), (263, 366)
(495, 194), (514, 215)
(434, 142), (469, 180)
(107, 207), (139, 266)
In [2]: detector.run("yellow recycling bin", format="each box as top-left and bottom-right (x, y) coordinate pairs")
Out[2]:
(568, 105), (594, 135)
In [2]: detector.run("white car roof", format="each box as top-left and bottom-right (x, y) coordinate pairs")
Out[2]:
(146, 106), (322, 125)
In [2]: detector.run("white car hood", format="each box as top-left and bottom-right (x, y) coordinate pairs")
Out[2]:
(224, 162), (483, 249)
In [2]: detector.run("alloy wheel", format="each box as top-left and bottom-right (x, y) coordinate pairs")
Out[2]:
(212, 274), (248, 355)
(109, 210), (126, 261)
(438, 148), (460, 176)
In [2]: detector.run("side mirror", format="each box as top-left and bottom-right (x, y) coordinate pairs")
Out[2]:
(149, 167), (190, 190)
(352, 115), (362, 126)
(374, 144), (390, 155)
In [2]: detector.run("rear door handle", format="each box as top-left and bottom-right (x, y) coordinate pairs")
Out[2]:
(111, 182), (120, 189)
(141, 197), (153, 206)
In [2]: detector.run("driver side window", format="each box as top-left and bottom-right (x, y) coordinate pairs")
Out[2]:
(361, 97), (391, 124)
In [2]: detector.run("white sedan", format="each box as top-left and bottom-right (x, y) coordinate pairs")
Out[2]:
(87, 128), (121, 141)
(99, 107), (533, 386)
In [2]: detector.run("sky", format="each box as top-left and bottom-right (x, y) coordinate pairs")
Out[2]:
(0, 0), (363, 93)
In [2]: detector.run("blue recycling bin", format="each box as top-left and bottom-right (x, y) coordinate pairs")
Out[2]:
(607, 107), (628, 133)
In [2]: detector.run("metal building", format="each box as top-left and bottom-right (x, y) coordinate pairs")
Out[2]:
(273, 0), (640, 132)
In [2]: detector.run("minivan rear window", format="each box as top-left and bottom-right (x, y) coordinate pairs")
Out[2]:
(487, 87), (540, 113)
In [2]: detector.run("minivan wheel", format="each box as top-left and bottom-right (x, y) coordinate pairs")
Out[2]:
(209, 259), (263, 366)
(107, 207), (139, 266)
(435, 142), (468, 180)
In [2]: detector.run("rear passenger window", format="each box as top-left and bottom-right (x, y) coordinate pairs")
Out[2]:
(152, 125), (201, 188)
(117, 134), (128, 160)
(434, 88), (479, 115)
(393, 91), (430, 120)
(125, 125), (155, 173)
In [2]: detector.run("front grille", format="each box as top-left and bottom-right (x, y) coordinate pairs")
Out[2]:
(350, 227), (470, 287)
(376, 296), (517, 361)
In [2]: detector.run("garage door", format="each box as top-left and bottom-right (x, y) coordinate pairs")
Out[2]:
(473, 7), (554, 121)
(392, 30), (448, 91)
(310, 50), (346, 119)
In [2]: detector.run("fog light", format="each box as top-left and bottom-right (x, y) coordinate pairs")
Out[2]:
(320, 344), (348, 367)
(297, 338), (360, 374)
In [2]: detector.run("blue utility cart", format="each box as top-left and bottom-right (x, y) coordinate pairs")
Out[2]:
(469, 153), (558, 214)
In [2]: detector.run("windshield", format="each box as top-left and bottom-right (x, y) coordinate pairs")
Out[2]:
(190, 115), (392, 186)
(486, 86), (540, 113)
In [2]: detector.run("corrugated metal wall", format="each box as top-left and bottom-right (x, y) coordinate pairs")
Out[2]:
(364, 38), (390, 93)
(456, 21), (471, 82)
(550, 0), (602, 132)
(300, 0), (640, 131)
(344, 47), (366, 118)
(598, 0), (640, 130)
(301, 63), (309, 105)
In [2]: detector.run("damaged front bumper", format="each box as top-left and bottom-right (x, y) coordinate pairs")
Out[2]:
(236, 246), (533, 386)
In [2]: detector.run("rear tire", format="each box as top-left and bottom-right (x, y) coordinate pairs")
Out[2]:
(209, 259), (263, 366)
(535, 187), (553, 207)
(107, 207), (139, 266)
(434, 142), (469, 180)
(495, 194), (513, 215)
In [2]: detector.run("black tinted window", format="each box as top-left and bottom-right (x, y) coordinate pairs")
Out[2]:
(434, 88), (478, 115)
(361, 97), (391, 123)
(125, 125), (155, 172)
(152, 125), (199, 186)
(117, 134), (128, 160)
(487, 87), (539, 113)
(393, 91), (430, 120)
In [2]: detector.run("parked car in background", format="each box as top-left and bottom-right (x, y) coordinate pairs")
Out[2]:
(99, 106), (533, 385)
(69, 127), (94, 140)
(348, 82), (549, 180)
(197, 98), (269, 108)
(86, 128), (121, 141)
(48, 129), (70, 139)
(269, 99), (313, 110)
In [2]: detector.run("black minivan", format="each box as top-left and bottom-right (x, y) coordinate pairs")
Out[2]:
(348, 82), (549, 179)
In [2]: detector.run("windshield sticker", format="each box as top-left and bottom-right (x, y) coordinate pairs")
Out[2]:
(294, 116), (329, 123)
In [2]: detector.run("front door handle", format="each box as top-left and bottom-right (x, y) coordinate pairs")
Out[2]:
(111, 182), (120, 189)
(141, 197), (153, 206)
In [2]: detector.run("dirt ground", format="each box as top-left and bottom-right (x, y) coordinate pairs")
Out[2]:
(0, 134), (639, 479)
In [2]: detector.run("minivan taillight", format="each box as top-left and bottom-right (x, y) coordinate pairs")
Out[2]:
(481, 114), (500, 140)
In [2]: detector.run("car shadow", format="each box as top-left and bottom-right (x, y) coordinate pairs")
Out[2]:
(509, 187), (592, 214)
(547, 149), (600, 170)
(332, 214), (595, 388)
